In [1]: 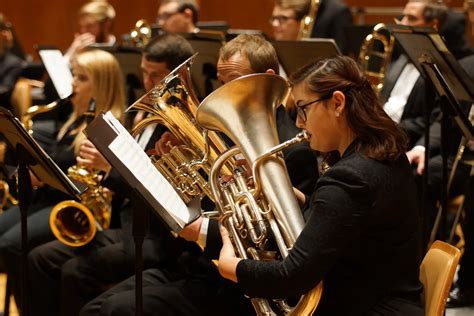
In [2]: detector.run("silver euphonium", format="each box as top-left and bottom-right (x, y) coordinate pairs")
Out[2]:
(196, 73), (323, 315)
(128, 53), (230, 204)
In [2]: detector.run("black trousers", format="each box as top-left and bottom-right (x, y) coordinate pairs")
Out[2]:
(27, 229), (127, 316)
(80, 268), (255, 316)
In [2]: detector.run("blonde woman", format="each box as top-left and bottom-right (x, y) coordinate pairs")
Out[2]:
(0, 48), (125, 313)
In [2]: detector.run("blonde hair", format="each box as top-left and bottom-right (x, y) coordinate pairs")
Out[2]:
(78, 1), (116, 22)
(219, 34), (279, 74)
(59, 49), (125, 153)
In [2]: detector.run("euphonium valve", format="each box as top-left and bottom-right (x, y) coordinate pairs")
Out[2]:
(196, 73), (322, 315)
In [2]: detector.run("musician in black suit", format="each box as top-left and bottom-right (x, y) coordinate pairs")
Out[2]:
(406, 54), (474, 307)
(381, 0), (454, 147)
(26, 34), (194, 316)
(270, 0), (352, 53)
(310, 0), (353, 54)
(81, 34), (319, 316)
(0, 13), (23, 110)
(218, 55), (424, 315)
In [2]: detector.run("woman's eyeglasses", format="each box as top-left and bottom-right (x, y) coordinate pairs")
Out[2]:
(296, 95), (331, 122)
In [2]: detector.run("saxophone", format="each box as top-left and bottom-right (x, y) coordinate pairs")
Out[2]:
(196, 73), (322, 315)
(49, 100), (113, 247)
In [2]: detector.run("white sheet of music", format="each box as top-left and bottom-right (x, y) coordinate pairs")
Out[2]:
(38, 49), (73, 99)
(102, 111), (191, 226)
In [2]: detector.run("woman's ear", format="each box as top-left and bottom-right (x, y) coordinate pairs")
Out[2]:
(265, 68), (276, 75)
(332, 91), (346, 116)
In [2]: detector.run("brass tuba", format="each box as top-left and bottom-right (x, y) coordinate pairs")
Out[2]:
(196, 73), (322, 315)
(128, 53), (230, 204)
(298, 0), (319, 40)
(358, 23), (395, 94)
(49, 100), (113, 247)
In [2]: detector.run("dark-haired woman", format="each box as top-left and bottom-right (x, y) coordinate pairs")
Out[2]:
(218, 55), (424, 315)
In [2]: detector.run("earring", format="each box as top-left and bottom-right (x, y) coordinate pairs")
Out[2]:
(335, 112), (340, 117)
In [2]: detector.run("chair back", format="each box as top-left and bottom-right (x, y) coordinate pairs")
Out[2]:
(420, 240), (461, 316)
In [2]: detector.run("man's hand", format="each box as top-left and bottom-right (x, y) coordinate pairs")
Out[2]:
(178, 216), (203, 242)
(154, 131), (182, 156)
(77, 140), (111, 173)
(66, 32), (96, 59)
(406, 148), (425, 175)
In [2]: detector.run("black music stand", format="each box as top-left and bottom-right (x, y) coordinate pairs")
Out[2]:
(97, 46), (144, 106)
(0, 107), (85, 316)
(389, 25), (474, 246)
(272, 39), (341, 76)
(182, 32), (224, 100)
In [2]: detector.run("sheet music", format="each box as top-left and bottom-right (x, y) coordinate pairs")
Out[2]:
(38, 49), (73, 99)
(102, 112), (191, 226)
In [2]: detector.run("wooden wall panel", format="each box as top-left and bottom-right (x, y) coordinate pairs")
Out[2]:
(1, 0), (468, 60)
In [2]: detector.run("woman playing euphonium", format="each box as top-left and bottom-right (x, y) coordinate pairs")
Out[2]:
(218, 56), (424, 315)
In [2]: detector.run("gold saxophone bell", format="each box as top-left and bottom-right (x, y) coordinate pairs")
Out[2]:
(49, 164), (112, 247)
(128, 53), (230, 204)
(358, 23), (395, 94)
(298, 0), (319, 40)
(197, 73), (322, 315)
(49, 100), (112, 247)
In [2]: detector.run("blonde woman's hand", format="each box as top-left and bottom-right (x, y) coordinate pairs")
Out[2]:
(77, 140), (111, 173)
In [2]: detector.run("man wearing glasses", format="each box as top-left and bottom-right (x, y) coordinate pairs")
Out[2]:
(270, 0), (352, 54)
(157, 0), (200, 34)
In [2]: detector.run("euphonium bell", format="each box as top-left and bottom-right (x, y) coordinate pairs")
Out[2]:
(128, 53), (230, 204)
(196, 73), (322, 315)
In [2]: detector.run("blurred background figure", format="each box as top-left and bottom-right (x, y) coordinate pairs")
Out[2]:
(270, 0), (352, 54)
(156, 0), (200, 33)
(0, 13), (24, 111)
(65, 0), (117, 60)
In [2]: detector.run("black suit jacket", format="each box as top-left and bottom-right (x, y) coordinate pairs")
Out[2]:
(236, 141), (424, 315)
(0, 51), (23, 109)
(310, 0), (353, 55)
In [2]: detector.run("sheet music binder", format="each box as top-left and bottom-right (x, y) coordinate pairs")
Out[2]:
(85, 112), (201, 232)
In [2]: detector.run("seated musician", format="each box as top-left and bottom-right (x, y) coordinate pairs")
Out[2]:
(270, 0), (352, 53)
(218, 56), (424, 315)
(80, 34), (319, 316)
(65, 1), (117, 61)
(406, 53), (474, 308)
(157, 0), (200, 33)
(0, 13), (24, 111)
(28, 34), (200, 316)
(0, 48), (125, 314)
